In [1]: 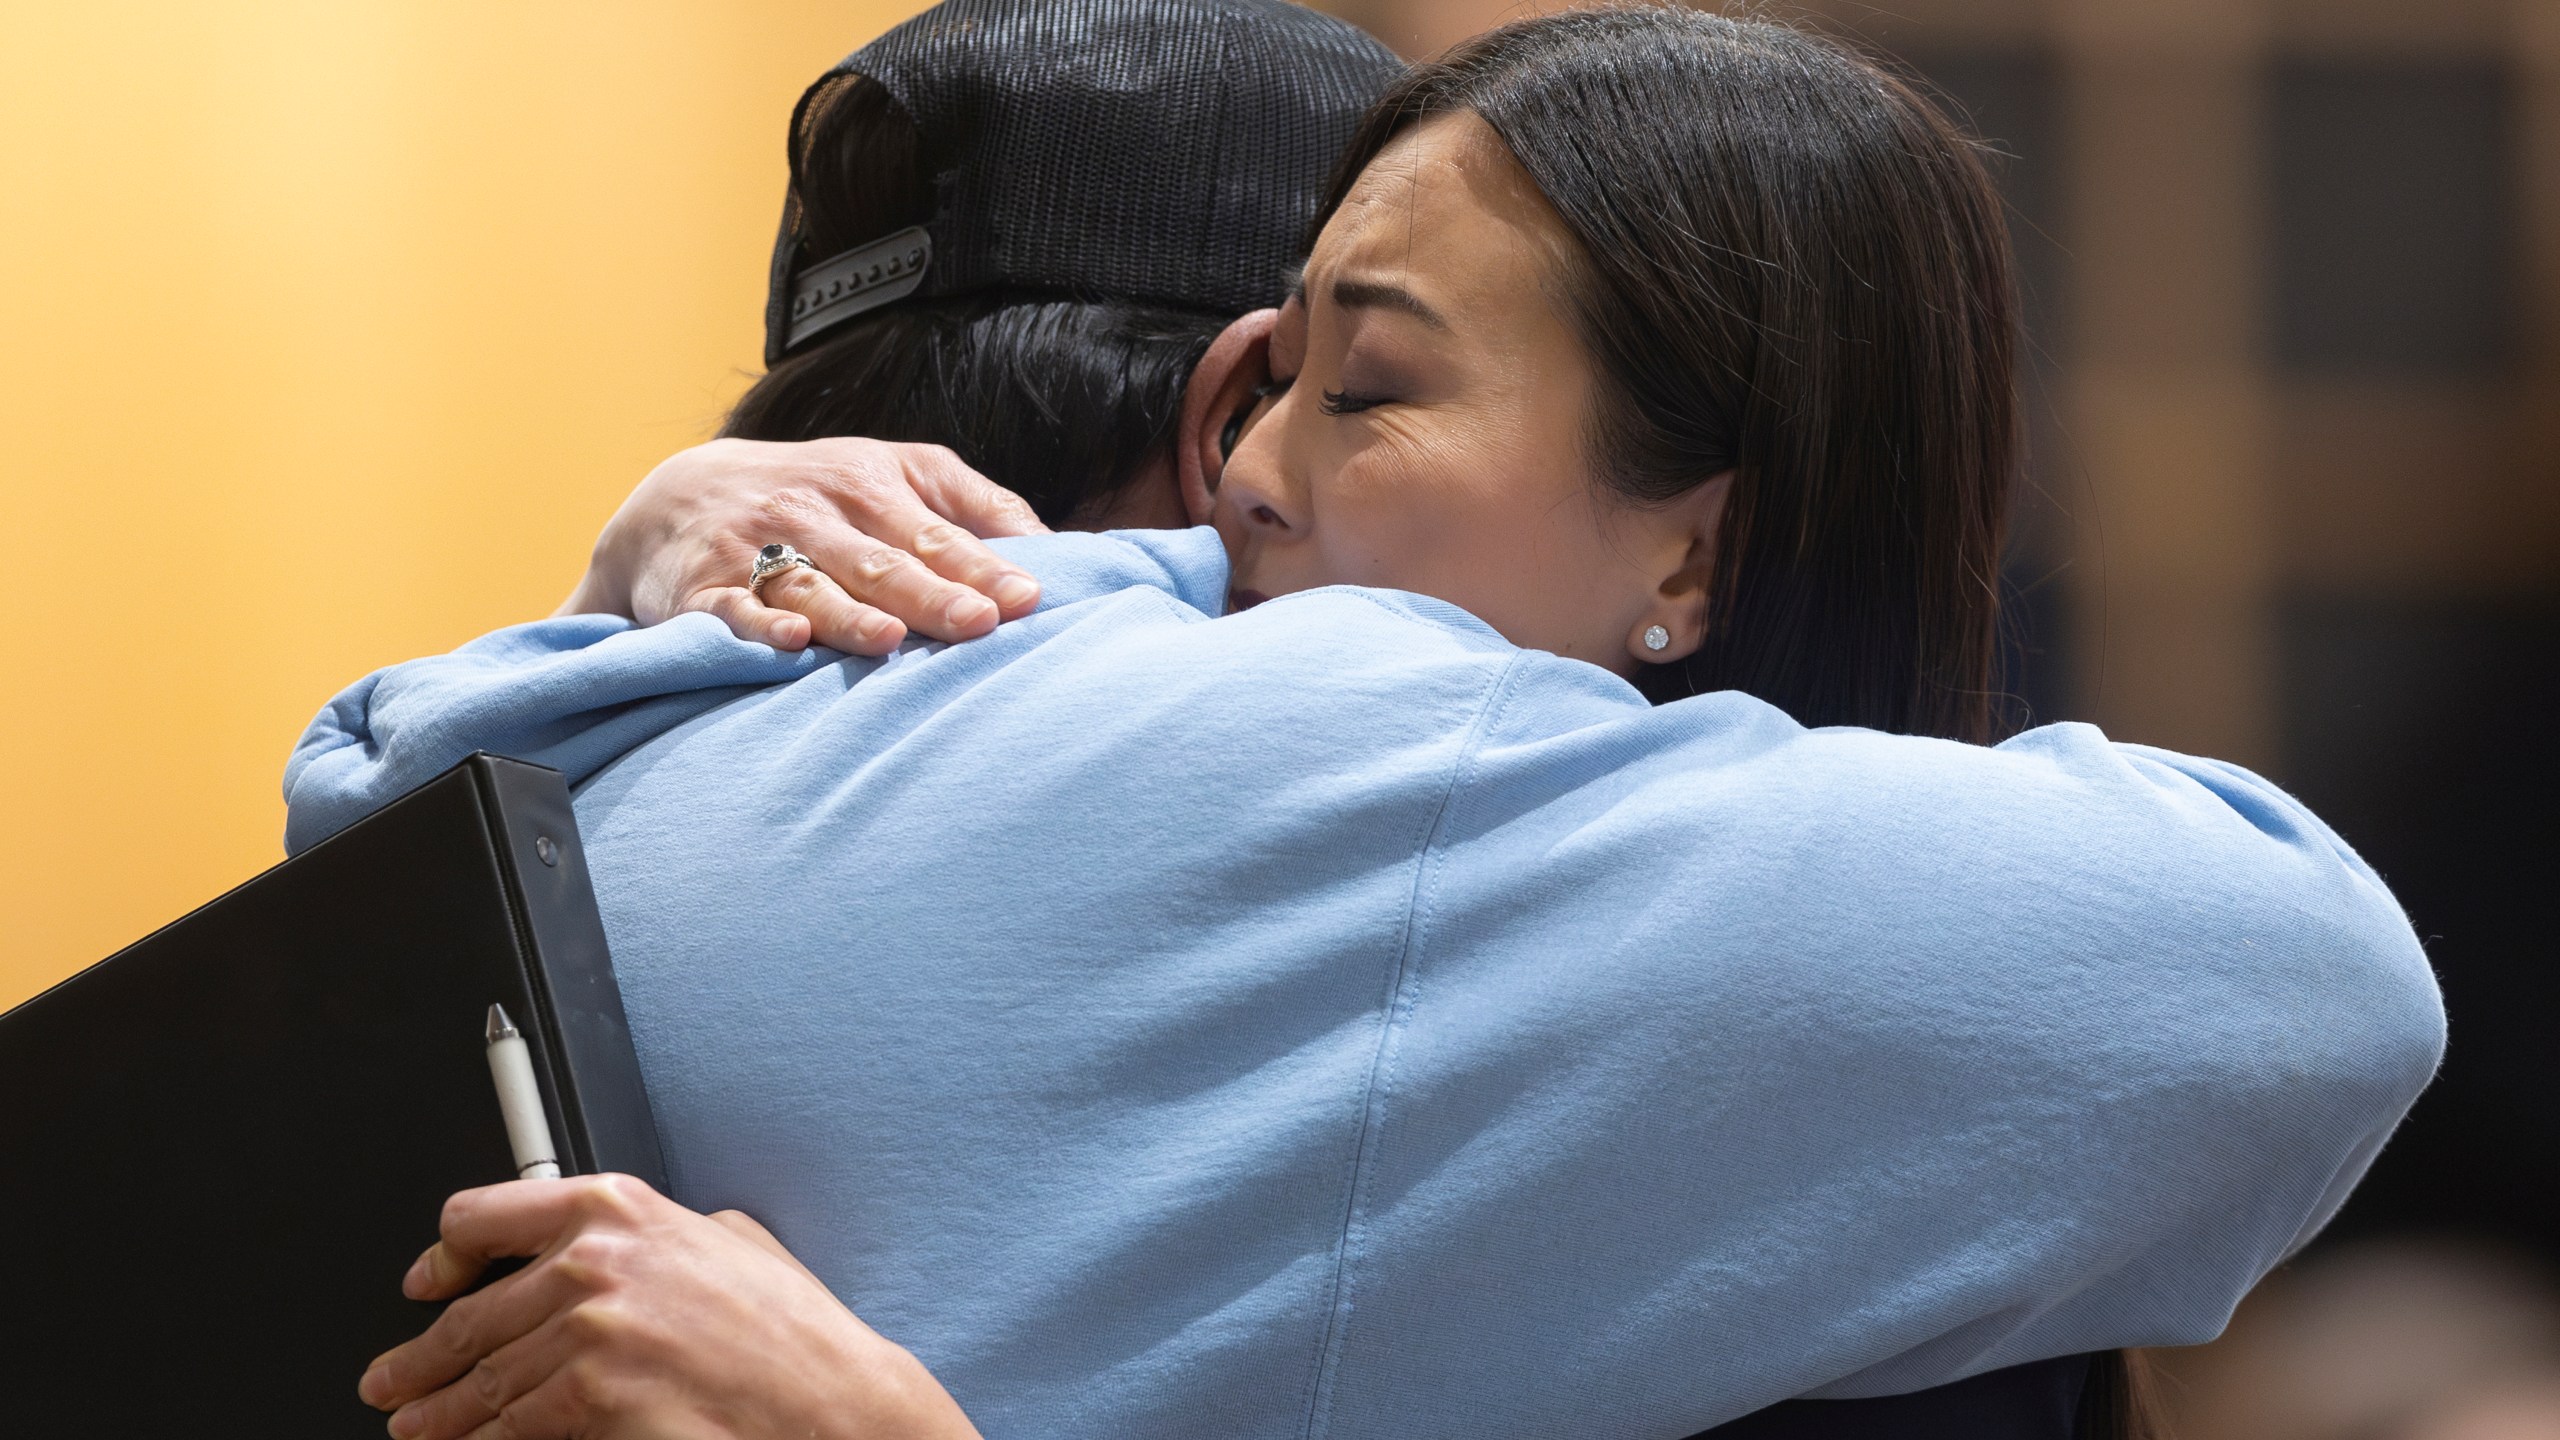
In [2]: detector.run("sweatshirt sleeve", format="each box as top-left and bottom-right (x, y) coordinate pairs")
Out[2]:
(1310, 703), (2446, 1435)
(282, 528), (1228, 854)
(282, 613), (835, 854)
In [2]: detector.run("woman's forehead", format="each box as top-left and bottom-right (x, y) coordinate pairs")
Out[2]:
(1312, 112), (1575, 326)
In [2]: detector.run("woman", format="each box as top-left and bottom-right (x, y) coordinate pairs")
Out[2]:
(320, 9), (2434, 1439)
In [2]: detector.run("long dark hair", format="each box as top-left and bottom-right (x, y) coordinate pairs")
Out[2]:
(1325, 12), (2153, 1438)
(1318, 6), (2018, 744)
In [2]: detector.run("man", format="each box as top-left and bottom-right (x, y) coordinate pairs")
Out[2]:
(552, 0), (1394, 661)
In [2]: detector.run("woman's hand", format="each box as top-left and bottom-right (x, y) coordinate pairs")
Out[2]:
(357, 1174), (982, 1440)
(560, 437), (1051, 656)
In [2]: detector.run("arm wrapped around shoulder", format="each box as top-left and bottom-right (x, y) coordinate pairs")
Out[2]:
(1734, 719), (2446, 1388)
(280, 613), (830, 855)
(1317, 706), (2447, 1431)
(1990, 721), (2446, 1150)
(280, 528), (1229, 856)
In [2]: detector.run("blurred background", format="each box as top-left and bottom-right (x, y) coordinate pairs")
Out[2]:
(2, 1), (2552, 1435)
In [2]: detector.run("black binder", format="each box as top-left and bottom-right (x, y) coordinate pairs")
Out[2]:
(0, 753), (662, 1431)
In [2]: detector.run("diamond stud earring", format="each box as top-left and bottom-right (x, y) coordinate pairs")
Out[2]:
(1642, 624), (1671, 653)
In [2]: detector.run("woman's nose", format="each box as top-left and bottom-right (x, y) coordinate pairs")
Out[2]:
(1215, 447), (1305, 536)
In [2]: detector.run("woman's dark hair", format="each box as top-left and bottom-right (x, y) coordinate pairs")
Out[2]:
(2077, 1349), (2164, 1440)
(1318, 6), (2019, 744)
(722, 73), (1224, 527)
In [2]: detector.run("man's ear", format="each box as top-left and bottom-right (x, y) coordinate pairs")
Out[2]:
(1176, 309), (1278, 526)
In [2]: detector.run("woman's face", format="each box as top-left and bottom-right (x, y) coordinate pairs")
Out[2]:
(1212, 112), (1726, 676)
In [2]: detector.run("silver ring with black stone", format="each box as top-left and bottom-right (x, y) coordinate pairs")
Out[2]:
(748, 543), (818, 598)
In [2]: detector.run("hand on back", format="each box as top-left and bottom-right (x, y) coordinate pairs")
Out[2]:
(358, 1173), (981, 1440)
(560, 437), (1049, 656)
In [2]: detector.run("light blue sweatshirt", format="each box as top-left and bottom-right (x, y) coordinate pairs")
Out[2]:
(288, 527), (2442, 1440)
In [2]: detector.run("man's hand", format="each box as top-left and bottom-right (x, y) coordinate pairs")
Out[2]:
(358, 1174), (981, 1440)
(560, 437), (1050, 656)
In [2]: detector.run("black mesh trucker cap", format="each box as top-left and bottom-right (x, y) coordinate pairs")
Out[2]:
(763, 0), (1404, 365)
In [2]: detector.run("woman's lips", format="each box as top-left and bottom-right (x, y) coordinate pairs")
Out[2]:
(1229, 588), (1271, 613)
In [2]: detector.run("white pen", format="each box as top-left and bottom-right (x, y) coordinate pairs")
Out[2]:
(483, 1003), (562, 1180)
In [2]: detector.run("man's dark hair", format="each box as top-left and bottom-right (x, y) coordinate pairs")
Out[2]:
(722, 77), (1223, 526)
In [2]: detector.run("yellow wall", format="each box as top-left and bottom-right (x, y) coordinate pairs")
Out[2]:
(0, 1), (924, 1005)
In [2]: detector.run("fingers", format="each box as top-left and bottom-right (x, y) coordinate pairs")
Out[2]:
(385, 1304), (603, 1440)
(889, 447), (1048, 618)
(789, 528), (1006, 644)
(457, 1362), (618, 1440)
(818, 445), (1042, 623)
(904, 518), (1043, 624)
(406, 1175), (661, 1301)
(687, 586), (813, 651)
(402, 1188), (569, 1303)
(683, 577), (910, 657)
(616, 437), (1044, 647)
(899, 444), (1051, 541)
(751, 565), (912, 655)
(362, 1176), (920, 1440)
(366, 1251), (587, 1415)
(366, 1176), (674, 1414)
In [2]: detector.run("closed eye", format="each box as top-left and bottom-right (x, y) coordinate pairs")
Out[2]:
(1318, 388), (1388, 416)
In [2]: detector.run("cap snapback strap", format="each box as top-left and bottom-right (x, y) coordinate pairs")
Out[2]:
(784, 225), (934, 351)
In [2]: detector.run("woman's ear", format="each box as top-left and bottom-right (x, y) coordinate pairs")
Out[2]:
(1176, 308), (1279, 526)
(1625, 470), (1736, 667)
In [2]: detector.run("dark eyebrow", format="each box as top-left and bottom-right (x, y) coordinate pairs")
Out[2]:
(1330, 276), (1448, 331)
